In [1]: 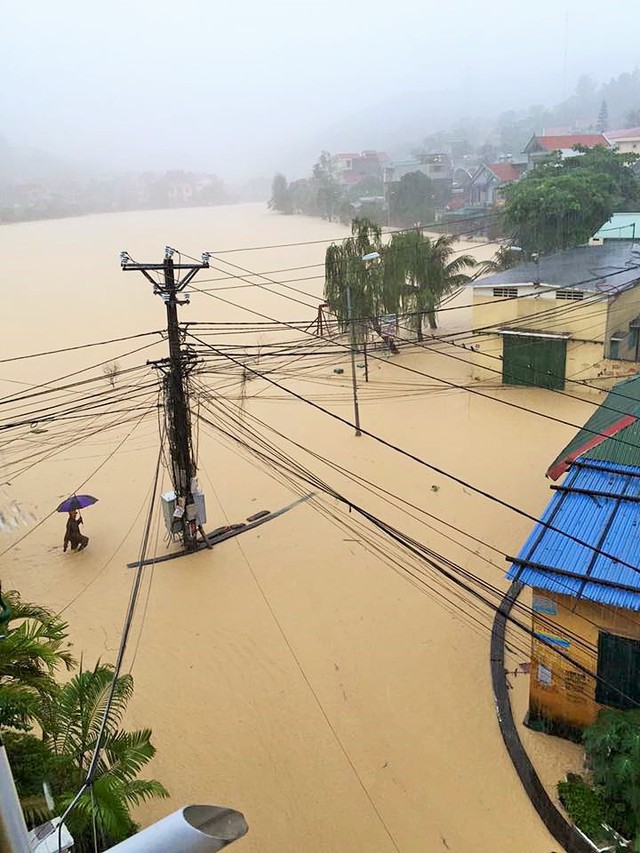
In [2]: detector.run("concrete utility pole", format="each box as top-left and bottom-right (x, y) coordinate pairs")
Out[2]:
(121, 247), (211, 552)
(345, 284), (362, 437)
(0, 737), (30, 853)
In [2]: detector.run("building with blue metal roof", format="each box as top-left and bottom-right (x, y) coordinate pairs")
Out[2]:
(508, 378), (640, 731)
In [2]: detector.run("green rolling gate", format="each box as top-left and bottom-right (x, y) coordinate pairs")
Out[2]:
(502, 333), (567, 390)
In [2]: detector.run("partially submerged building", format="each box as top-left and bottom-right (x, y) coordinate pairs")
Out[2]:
(507, 376), (640, 731)
(470, 243), (640, 388)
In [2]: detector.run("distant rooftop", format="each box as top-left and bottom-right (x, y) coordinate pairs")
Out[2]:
(592, 213), (640, 241)
(471, 243), (640, 292)
(605, 127), (640, 140)
(524, 133), (610, 153)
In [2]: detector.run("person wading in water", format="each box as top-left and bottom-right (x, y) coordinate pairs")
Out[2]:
(63, 509), (89, 552)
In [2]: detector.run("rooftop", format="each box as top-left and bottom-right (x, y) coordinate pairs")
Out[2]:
(486, 162), (523, 182)
(524, 133), (610, 153)
(507, 459), (640, 610)
(547, 375), (640, 479)
(470, 243), (640, 292)
(592, 213), (640, 241)
(605, 127), (640, 140)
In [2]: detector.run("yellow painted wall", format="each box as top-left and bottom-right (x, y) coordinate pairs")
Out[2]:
(470, 290), (640, 384)
(528, 590), (640, 729)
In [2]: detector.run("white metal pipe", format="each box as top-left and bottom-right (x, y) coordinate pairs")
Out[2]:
(0, 740), (30, 853)
(108, 805), (248, 852)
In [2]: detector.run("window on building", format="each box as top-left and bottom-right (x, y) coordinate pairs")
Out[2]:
(596, 632), (640, 710)
(610, 339), (620, 360)
(492, 287), (518, 298)
(556, 290), (584, 300)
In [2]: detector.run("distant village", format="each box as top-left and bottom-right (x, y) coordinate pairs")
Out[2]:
(270, 122), (640, 234)
(0, 169), (232, 224)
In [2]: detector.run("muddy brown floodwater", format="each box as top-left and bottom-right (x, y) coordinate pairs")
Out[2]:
(0, 204), (595, 851)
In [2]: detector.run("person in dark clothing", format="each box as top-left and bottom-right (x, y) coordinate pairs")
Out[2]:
(63, 510), (89, 552)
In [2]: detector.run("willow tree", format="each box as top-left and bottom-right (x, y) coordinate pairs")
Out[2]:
(323, 218), (384, 343)
(385, 230), (476, 340)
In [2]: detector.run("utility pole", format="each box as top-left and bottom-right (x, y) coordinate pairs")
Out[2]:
(121, 247), (211, 552)
(345, 284), (362, 437)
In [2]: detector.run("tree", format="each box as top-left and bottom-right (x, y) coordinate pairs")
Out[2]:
(597, 99), (609, 133)
(312, 151), (340, 221)
(626, 109), (640, 127)
(0, 588), (75, 731)
(324, 218), (384, 342)
(583, 709), (640, 846)
(33, 662), (169, 850)
(389, 171), (436, 227)
(385, 230), (476, 339)
(268, 173), (292, 214)
(503, 146), (640, 254)
(478, 245), (523, 276)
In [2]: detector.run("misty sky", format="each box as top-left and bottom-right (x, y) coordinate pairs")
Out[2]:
(2, 0), (640, 180)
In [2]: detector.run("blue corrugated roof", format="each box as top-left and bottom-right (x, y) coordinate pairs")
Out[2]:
(507, 459), (640, 610)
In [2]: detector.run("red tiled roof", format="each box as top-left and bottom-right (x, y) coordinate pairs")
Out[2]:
(533, 134), (609, 151)
(445, 195), (469, 211)
(487, 163), (522, 182)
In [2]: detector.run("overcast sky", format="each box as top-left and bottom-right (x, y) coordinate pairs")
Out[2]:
(2, 0), (640, 180)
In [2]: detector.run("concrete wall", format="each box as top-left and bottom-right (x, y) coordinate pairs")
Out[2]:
(605, 286), (640, 360)
(528, 590), (640, 729)
(469, 290), (640, 384)
(470, 291), (607, 383)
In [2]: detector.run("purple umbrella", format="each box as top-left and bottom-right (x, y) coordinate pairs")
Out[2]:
(56, 494), (98, 513)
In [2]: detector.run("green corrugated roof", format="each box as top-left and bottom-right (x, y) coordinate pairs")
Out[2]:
(583, 417), (640, 465)
(547, 374), (640, 477)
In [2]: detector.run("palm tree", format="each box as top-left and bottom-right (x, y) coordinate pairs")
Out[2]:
(476, 245), (522, 277)
(36, 662), (168, 850)
(0, 586), (75, 731)
(324, 218), (384, 343)
(385, 230), (476, 340)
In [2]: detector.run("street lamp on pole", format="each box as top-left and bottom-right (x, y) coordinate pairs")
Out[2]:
(345, 252), (382, 436)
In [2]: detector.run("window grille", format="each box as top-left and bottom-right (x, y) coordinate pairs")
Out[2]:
(556, 289), (584, 300)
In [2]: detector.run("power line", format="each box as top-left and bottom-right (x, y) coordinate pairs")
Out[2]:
(187, 330), (640, 579)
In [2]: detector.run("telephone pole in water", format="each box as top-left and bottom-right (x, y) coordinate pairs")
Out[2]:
(121, 247), (210, 552)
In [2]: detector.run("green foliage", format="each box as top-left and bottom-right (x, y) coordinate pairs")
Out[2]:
(597, 99), (609, 133)
(323, 223), (475, 344)
(268, 173), (292, 214)
(583, 709), (640, 842)
(385, 230), (475, 338)
(389, 171), (436, 227)
(503, 146), (640, 254)
(36, 661), (169, 847)
(0, 587), (167, 851)
(478, 245), (523, 275)
(324, 218), (384, 342)
(0, 589), (75, 730)
(558, 774), (607, 842)
(313, 151), (341, 221)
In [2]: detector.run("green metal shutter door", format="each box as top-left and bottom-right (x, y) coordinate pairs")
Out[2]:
(596, 632), (640, 710)
(502, 335), (566, 390)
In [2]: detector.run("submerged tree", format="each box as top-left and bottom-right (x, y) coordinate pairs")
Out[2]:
(323, 218), (384, 342)
(268, 173), (292, 214)
(385, 231), (476, 339)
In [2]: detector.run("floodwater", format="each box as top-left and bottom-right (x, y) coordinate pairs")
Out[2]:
(0, 204), (595, 851)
